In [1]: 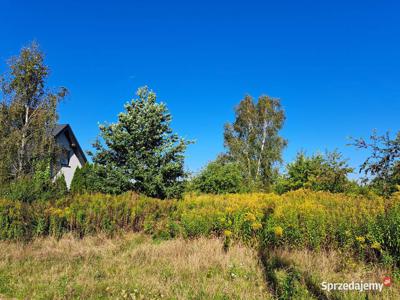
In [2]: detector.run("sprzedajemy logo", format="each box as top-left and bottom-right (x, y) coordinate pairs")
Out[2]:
(321, 277), (392, 293)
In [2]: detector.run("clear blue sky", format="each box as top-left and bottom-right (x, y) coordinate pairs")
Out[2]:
(1, 0), (399, 175)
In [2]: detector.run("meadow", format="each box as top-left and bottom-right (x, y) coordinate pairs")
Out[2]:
(0, 234), (268, 299)
(1, 190), (400, 299)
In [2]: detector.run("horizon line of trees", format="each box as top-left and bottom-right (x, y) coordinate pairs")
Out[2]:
(1, 42), (399, 201)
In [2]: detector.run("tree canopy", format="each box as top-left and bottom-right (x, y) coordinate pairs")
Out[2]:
(190, 155), (245, 194)
(352, 131), (400, 196)
(0, 42), (67, 184)
(89, 86), (190, 199)
(224, 95), (287, 191)
(275, 150), (354, 194)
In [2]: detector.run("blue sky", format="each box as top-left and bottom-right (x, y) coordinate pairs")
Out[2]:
(1, 0), (399, 175)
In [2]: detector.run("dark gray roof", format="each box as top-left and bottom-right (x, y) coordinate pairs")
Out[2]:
(52, 124), (69, 137)
(53, 124), (87, 163)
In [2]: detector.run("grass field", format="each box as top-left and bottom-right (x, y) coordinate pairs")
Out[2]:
(0, 233), (398, 299)
(1, 190), (400, 299)
(260, 249), (398, 299)
(0, 234), (268, 300)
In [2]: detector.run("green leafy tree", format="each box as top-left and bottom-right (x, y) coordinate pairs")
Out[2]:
(275, 151), (353, 194)
(191, 155), (245, 194)
(352, 131), (400, 196)
(224, 94), (287, 191)
(89, 86), (190, 199)
(0, 42), (67, 184)
(369, 164), (400, 196)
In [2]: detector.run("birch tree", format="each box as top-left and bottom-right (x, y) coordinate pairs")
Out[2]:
(0, 42), (67, 184)
(224, 94), (287, 191)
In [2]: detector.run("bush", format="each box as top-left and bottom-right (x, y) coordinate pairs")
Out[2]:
(70, 164), (101, 194)
(0, 166), (68, 203)
(190, 157), (245, 194)
(276, 151), (354, 194)
(369, 192), (400, 264)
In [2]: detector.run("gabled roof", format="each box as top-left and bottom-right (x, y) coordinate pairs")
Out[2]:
(52, 124), (69, 137)
(53, 124), (87, 164)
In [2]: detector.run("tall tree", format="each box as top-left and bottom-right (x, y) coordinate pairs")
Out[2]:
(224, 94), (287, 191)
(352, 131), (400, 196)
(90, 86), (190, 199)
(0, 42), (67, 183)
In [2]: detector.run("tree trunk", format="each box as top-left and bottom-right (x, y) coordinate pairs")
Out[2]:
(17, 105), (29, 177)
(256, 120), (268, 180)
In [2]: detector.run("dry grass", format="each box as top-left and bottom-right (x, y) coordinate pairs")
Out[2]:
(0, 234), (269, 300)
(273, 249), (399, 300)
(2, 234), (397, 300)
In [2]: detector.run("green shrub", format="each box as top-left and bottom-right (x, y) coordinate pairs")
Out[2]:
(0, 199), (30, 240)
(0, 175), (67, 203)
(276, 151), (353, 194)
(52, 175), (68, 199)
(0, 160), (68, 203)
(369, 194), (400, 264)
(70, 164), (111, 194)
(190, 158), (245, 194)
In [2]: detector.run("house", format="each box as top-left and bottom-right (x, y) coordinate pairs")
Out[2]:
(52, 124), (87, 189)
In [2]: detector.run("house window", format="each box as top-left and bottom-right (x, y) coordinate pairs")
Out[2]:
(60, 149), (71, 167)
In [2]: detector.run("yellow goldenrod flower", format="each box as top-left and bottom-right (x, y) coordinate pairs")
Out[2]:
(273, 226), (283, 238)
(224, 230), (232, 237)
(371, 242), (381, 250)
(245, 212), (256, 222)
(251, 222), (262, 231)
(356, 236), (365, 243)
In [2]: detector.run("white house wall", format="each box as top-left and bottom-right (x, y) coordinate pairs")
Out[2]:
(54, 132), (83, 189)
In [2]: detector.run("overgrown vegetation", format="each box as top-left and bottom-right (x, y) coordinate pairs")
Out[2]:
(1, 190), (399, 298)
(259, 248), (399, 299)
(0, 233), (269, 299)
(1, 190), (400, 266)
(1, 233), (398, 299)
(1, 42), (400, 299)
(70, 164), (103, 195)
(2, 42), (400, 201)
(0, 160), (67, 202)
(189, 155), (246, 194)
(274, 151), (354, 194)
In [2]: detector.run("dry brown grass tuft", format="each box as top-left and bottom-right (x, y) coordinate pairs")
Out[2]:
(0, 234), (122, 261)
(0, 234), (269, 299)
